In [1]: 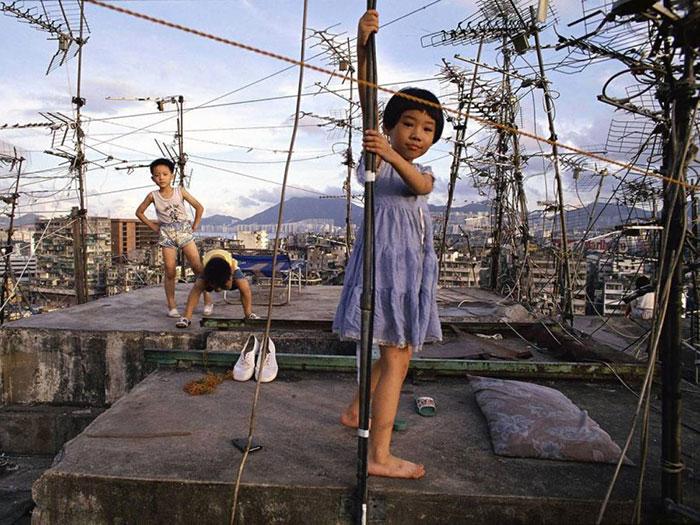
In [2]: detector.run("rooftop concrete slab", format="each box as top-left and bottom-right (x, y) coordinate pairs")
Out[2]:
(7, 285), (536, 333)
(0, 285), (539, 408)
(31, 369), (700, 524)
(1, 284), (641, 410)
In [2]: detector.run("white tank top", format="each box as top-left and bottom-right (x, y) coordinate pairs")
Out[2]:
(152, 187), (190, 224)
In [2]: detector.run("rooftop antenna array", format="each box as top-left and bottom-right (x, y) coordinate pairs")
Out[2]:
(424, 0), (571, 311)
(308, 27), (359, 260)
(2, 0), (91, 303)
(1, 0), (89, 74)
(560, 1), (700, 522)
(0, 141), (26, 324)
(106, 94), (189, 279)
(106, 95), (189, 186)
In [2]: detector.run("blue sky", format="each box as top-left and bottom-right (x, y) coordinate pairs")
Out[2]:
(0, 0), (624, 221)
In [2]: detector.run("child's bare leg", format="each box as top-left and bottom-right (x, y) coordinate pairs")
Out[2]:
(182, 242), (211, 306)
(162, 248), (178, 310)
(236, 278), (253, 317)
(340, 359), (382, 428)
(368, 345), (424, 479)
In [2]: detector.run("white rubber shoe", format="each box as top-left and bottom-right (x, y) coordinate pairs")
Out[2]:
(255, 337), (278, 383)
(233, 335), (259, 382)
(203, 303), (214, 316)
(167, 308), (180, 318)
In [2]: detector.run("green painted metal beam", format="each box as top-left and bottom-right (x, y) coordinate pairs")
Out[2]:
(200, 317), (542, 334)
(144, 349), (651, 382)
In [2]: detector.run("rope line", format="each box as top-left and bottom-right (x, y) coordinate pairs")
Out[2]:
(228, 1), (309, 522)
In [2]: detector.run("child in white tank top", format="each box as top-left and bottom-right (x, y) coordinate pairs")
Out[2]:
(135, 158), (213, 318)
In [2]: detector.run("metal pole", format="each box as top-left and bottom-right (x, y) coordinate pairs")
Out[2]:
(490, 35), (510, 292)
(503, 42), (530, 302)
(176, 95), (186, 280)
(530, 6), (573, 322)
(73, 0), (88, 304)
(511, 117), (531, 302)
(0, 156), (23, 325)
(691, 182), (699, 349)
(357, 1), (377, 523)
(438, 38), (484, 280)
(177, 95), (186, 187)
(660, 35), (696, 505)
(346, 39), (355, 264)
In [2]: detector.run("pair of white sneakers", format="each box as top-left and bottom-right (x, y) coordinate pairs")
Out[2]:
(233, 335), (278, 383)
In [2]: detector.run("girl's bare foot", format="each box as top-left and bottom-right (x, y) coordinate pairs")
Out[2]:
(340, 406), (373, 429)
(368, 455), (425, 479)
(340, 407), (359, 428)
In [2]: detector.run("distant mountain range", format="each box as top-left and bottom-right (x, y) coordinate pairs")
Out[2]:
(529, 202), (653, 232)
(201, 214), (241, 226)
(1, 199), (653, 233)
(237, 197), (364, 226)
(202, 199), (491, 228)
(428, 201), (491, 214)
(0, 213), (45, 228)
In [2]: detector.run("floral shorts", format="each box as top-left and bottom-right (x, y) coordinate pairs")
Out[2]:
(159, 221), (195, 249)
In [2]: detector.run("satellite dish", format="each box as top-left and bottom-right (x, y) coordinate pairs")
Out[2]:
(537, 0), (549, 23)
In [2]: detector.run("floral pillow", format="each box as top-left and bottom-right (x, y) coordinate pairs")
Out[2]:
(469, 375), (628, 464)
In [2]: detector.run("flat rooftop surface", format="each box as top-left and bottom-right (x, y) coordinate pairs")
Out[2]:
(32, 368), (700, 524)
(9, 284), (535, 334)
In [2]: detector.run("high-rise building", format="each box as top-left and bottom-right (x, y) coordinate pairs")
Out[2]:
(111, 219), (159, 258)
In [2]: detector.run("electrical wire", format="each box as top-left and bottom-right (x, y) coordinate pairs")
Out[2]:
(82, 0), (688, 190)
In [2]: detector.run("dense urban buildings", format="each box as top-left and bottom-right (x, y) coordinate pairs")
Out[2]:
(0, 204), (661, 320)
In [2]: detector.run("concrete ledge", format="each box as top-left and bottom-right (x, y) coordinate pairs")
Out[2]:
(31, 371), (688, 525)
(31, 473), (636, 524)
(0, 328), (204, 405)
(205, 330), (355, 355)
(0, 405), (104, 455)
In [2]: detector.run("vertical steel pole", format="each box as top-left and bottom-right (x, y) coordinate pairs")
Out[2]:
(438, 38), (484, 280)
(530, 6), (573, 322)
(0, 157), (23, 324)
(346, 39), (355, 263)
(73, 0), (88, 304)
(357, 2), (377, 523)
(661, 39), (696, 506)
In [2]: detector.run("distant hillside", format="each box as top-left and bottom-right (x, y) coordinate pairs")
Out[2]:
(202, 214), (240, 226)
(239, 197), (363, 226)
(530, 202), (652, 232)
(0, 213), (44, 228)
(428, 200), (652, 233)
(429, 201), (491, 214)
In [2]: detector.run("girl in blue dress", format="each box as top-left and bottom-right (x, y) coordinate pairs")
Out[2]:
(333, 9), (443, 480)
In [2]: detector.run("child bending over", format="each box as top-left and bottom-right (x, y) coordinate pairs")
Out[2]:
(175, 249), (258, 328)
(333, 9), (444, 480)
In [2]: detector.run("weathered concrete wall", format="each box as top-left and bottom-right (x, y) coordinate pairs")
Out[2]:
(0, 405), (104, 455)
(0, 328), (205, 406)
(31, 473), (637, 524)
(205, 330), (355, 355)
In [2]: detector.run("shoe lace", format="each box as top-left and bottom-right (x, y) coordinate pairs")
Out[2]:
(240, 335), (256, 360)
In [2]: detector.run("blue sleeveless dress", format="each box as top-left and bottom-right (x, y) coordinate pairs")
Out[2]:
(332, 160), (442, 350)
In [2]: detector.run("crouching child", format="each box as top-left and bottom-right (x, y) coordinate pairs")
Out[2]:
(176, 249), (258, 328)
